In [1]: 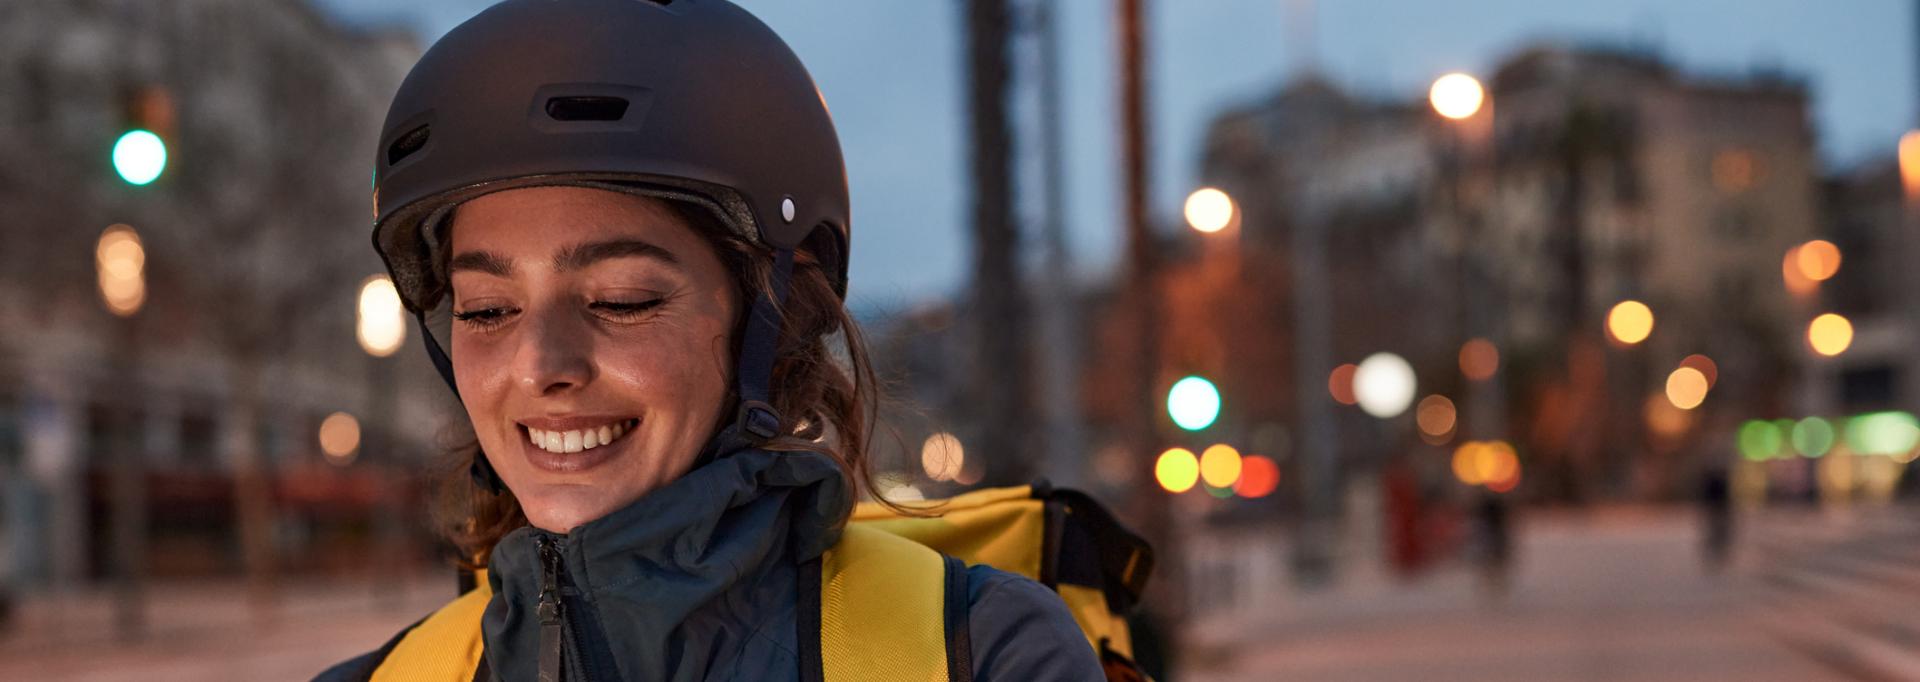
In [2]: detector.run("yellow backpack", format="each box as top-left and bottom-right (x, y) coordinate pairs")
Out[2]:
(341, 483), (1154, 682)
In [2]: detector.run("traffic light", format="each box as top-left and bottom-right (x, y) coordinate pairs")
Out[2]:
(114, 86), (174, 186)
(1166, 375), (1221, 431)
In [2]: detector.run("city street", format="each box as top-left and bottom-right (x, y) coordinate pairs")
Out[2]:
(1181, 504), (1920, 682)
(4, 505), (1918, 680)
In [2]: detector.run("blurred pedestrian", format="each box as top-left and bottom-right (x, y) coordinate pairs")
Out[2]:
(1473, 490), (1512, 598)
(314, 1), (1100, 680)
(1700, 459), (1733, 573)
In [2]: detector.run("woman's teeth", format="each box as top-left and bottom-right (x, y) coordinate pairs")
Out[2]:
(527, 419), (638, 454)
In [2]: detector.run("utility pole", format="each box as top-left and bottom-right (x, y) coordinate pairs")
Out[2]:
(1118, 0), (1180, 635)
(1034, 0), (1085, 487)
(964, 0), (1036, 486)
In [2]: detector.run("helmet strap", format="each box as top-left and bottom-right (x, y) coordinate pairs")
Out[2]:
(703, 246), (795, 461)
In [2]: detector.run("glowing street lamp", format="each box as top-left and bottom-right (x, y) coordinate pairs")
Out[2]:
(1353, 352), (1416, 419)
(357, 275), (407, 357)
(1808, 313), (1854, 357)
(1183, 187), (1235, 234)
(96, 224), (147, 316)
(1429, 73), (1485, 120)
(1606, 300), (1654, 345)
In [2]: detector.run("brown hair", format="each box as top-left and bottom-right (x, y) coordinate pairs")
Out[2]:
(432, 196), (886, 569)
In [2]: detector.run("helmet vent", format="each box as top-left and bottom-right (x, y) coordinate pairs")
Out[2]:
(546, 96), (631, 122)
(387, 124), (430, 165)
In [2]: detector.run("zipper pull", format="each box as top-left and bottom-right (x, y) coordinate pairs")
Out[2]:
(537, 535), (564, 682)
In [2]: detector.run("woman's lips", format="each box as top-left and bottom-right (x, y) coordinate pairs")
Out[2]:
(517, 417), (638, 474)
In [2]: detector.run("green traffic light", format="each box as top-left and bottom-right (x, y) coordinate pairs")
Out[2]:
(113, 129), (167, 185)
(1167, 375), (1221, 431)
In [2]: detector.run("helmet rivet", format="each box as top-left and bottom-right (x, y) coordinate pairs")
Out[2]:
(781, 197), (796, 223)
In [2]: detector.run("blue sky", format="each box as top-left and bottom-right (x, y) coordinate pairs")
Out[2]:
(318, 0), (1913, 308)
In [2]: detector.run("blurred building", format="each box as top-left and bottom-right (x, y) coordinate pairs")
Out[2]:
(1822, 157), (1920, 415)
(0, 0), (437, 589)
(1196, 44), (1826, 506)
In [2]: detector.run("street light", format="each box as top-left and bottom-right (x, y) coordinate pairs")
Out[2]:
(1808, 313), (1854, 357)
(1167, 375), (1222, 431)
(357, 275), (406, 357)
(1183, 187), (1235, 234)
(1605, 300), (1654, 345)
(96, 224), (147, 317)
(1353, 352), (1417, 419)
(1429, 73), (1485, 120)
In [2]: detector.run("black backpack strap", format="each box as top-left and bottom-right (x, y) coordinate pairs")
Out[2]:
(942, 554), (974, 682)
(797, 555), (825, 682)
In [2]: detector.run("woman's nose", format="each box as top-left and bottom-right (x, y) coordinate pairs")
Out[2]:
(511, 305), (596, 397)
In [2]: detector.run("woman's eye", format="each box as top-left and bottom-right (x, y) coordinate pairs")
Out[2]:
(451, 306), (516, 329)
(590, 299), (664, 320)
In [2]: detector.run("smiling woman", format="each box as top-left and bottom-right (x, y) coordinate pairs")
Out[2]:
(313, 1), (1105, 680)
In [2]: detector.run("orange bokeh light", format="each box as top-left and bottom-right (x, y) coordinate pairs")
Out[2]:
(1459, 338), (1500, 381)
(1328, 364), (1359, 405)
(1234, 455), (1280, 498)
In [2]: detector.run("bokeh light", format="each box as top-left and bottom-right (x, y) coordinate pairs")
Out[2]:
(1807, 313), (1854, 357)
(95, 224), (147, 317)
(1459, 338), (1500, 381)
(1328, 364), (1359, 405)
(1791, 417), (1835, 458)
(1644, 393), (1694, 439)
(1606, 300), (1654, 345)
(1353, 353), (1417, 419)
(1782, 246), (1820, 296)
(1452, 442), (1486, 485)
(1845, 412), (1920, 457)
(1199, 443), (1243, 489)
(1738, 420), (1785, 461)
(1234, 455), (1280, 498)
(1900, 130), (1920, 194)
(112, 129), (168, 185)
(1167, 375), (1222, 431)
(1429, 73), (1485, 120)
(356, 275), (407, 357)
(1155, 447), (1199, 493)
(1183, 187), (1235, 234)
(1794, 240), (1842, 282)
(1678, 354), (1718, 388)
(919, 431), (964, 481)
(1416, 395), (1457, 438)
(1664, 367), (1710, 410)
(319, 412), (361, 464)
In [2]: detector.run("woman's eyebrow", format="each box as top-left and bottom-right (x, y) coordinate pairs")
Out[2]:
(554, 239), (682, 272)
(449, 250), (514, 277)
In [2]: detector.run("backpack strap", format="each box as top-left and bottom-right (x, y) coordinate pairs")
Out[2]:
(365, 572), (493, 682)
(803, 524), (971, 682)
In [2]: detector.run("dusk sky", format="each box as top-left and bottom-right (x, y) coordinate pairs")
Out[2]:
(317, 0), (1915, 309)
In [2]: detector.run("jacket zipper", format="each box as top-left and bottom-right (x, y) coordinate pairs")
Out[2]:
(537, 534), (566, 682)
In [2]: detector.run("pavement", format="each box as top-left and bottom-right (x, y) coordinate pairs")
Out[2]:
(0, 569), (456, 681)
(4, 504), (1919, 681)
(1180, 504), (1920, 682)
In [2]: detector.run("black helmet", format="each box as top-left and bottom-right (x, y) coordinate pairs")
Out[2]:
(372, 0), (849, 311)
(371, 0), (846, 462)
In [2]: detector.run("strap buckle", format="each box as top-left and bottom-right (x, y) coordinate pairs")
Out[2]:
(736, 399), (782, 442)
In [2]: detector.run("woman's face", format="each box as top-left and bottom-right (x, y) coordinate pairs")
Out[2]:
(447, 186), (738, 533)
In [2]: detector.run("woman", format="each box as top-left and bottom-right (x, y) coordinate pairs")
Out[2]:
(316, 0), (1103, 680)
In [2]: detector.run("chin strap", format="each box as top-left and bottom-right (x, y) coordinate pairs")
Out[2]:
(701, 246), (795, 463)
(416, 309), (510, 494)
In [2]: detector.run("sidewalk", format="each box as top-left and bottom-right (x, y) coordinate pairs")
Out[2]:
(0, 570), (456, 681)
(1179, 505), (1861, 682)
